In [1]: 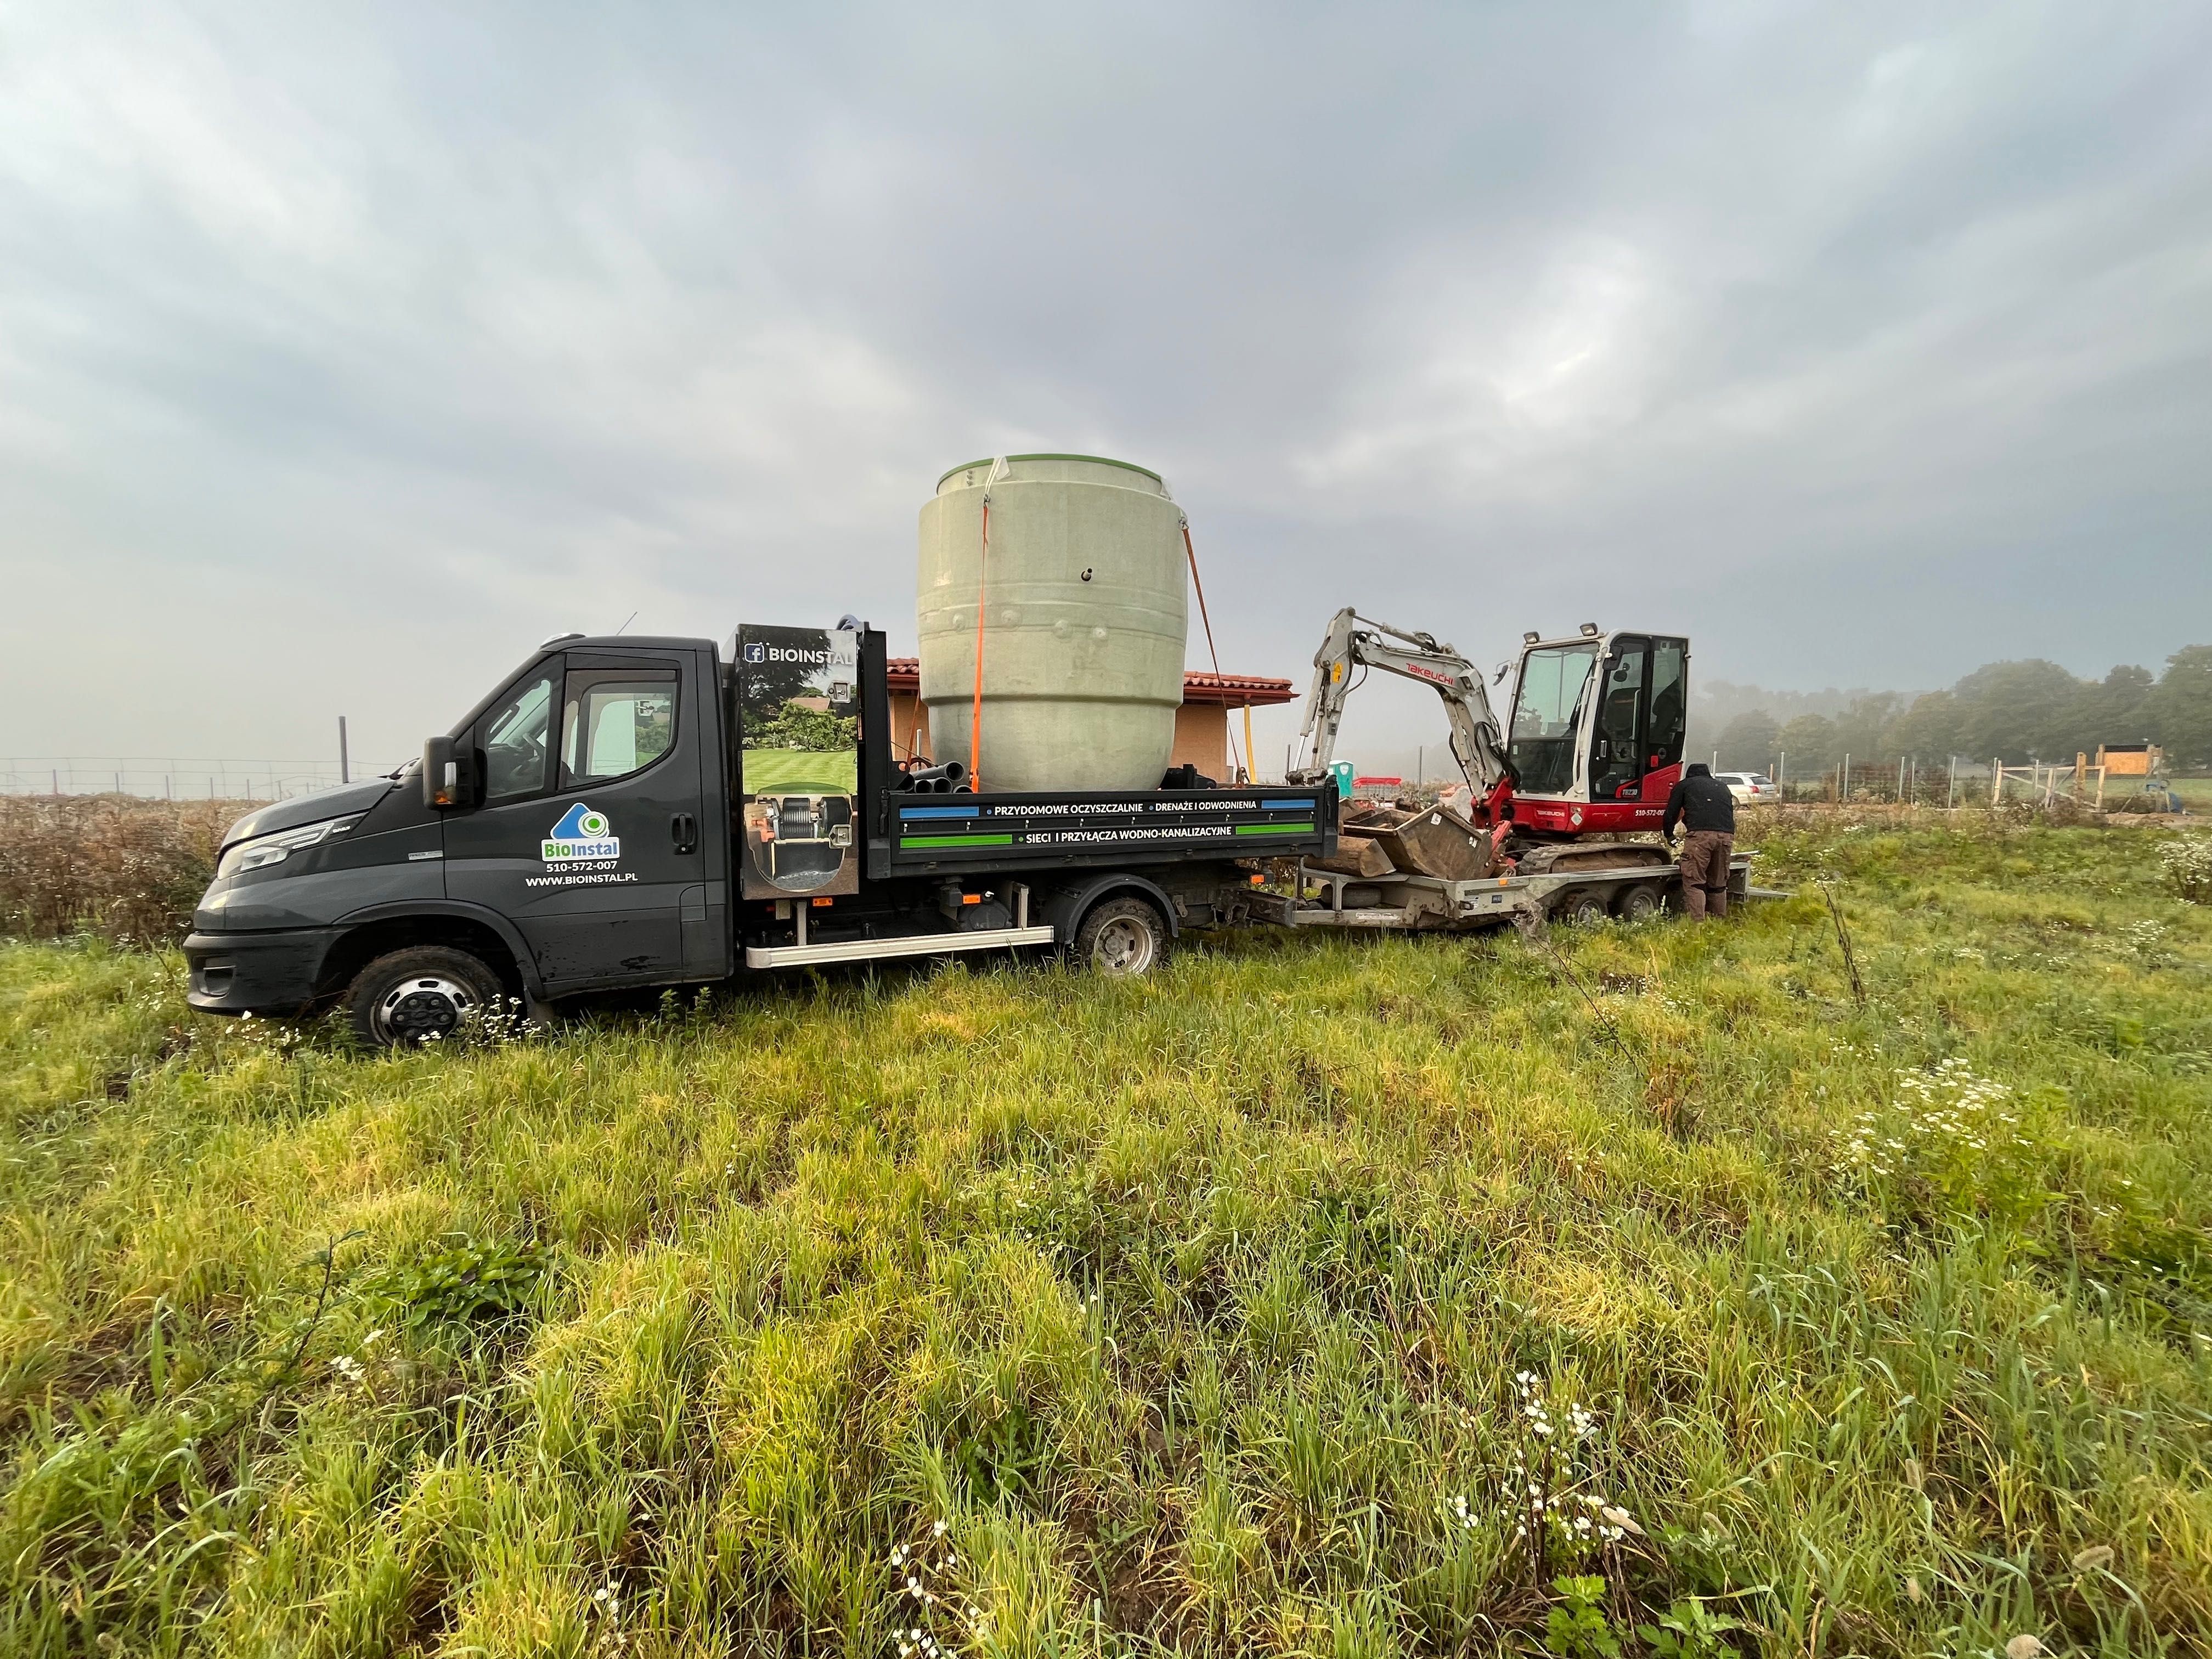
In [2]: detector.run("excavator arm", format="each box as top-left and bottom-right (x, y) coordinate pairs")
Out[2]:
(1287, 608), (1511, 800)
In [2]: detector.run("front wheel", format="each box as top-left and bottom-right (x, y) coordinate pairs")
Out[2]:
(345, 946), (505, 1048)
(1071, 896), (1170, 977)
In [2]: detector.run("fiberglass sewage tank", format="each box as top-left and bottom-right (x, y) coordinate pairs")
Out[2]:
(918, 454), (1188, 792)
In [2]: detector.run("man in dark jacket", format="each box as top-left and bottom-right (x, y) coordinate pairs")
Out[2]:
(1662, 762), (1736, 920)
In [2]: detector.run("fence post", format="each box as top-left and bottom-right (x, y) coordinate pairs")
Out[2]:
(340, 716), (351, 785)
(1842, 753), (1850, 800)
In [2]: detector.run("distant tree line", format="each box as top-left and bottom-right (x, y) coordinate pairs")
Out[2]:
(1707, 646), (2212, 774)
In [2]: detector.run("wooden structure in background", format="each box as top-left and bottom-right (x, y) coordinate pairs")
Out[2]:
(2095, 742), (2161, 777)
(884, 659), (1295, 782)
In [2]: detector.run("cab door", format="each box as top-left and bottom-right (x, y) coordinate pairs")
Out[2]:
(1588, 636), (1650, 806)
(1639, 637), (1689, 814)
(1581, 634), (1688, 833)
(443, 648), (711, 991)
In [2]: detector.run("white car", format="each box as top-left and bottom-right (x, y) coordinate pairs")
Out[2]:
(1715, 771), (1776, 804)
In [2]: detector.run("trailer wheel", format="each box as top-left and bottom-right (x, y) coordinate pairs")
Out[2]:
(1615, 884), (1662, 923)
(1073, 896), (1170, 977)
(1555, 889), (1610, 928)
(345, 946), (503, 1048)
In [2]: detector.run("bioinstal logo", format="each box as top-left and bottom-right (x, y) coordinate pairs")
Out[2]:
(543, 803), (620, 862)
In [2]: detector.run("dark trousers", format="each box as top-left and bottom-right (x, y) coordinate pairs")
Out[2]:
(1679, 831), (1733, 920)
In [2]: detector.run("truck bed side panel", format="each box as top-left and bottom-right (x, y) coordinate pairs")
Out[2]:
(885, 787), (1335, 876)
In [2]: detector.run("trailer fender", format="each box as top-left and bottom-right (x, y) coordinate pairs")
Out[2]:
(1037, 873), (1181, 944)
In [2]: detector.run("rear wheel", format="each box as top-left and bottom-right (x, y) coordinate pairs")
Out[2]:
(1555, 889), (1610, 928)
(1615, 884), (1662, 923)
(1073, 896), (1170, 977)
(346, 946), (504, 1048)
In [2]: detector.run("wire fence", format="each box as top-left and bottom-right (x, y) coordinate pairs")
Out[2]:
(0, 758), (404, 802)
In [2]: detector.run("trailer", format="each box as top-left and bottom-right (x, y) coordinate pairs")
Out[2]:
(1271, 851), (1758, 935)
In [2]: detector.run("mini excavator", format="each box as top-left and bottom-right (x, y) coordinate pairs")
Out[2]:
(1285, 609), (1692, 872)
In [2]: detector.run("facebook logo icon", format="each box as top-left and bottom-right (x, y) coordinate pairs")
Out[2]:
(742, 641), (765, 664)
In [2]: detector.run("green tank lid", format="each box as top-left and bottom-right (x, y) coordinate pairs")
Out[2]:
(935, 453), (1164, 489)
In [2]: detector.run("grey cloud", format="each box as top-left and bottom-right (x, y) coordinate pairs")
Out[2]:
(2, 2), (2207, 774)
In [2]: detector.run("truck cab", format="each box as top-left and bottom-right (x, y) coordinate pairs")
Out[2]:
(1503, 627), (1689, 837)
(186, 635), (731, 1042)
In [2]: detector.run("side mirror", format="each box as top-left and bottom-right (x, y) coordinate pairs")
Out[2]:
(423, 736), (476, 809)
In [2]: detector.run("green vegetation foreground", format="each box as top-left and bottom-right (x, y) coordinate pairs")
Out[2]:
(3, 817), (2209, 1657)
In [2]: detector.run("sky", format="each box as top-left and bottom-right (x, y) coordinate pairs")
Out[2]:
(3, 2), (2209, 781)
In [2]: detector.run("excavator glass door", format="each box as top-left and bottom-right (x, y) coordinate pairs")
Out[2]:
(1506, 630), (1692, 834)
(1590, 637), (1650, 800)
(1589, 635), (1688, 802)
(1647, 639), (1688, 774)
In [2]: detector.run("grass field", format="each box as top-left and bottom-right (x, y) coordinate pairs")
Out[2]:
(743, 749), (860, 795)
(3, 815), (2209, 1657)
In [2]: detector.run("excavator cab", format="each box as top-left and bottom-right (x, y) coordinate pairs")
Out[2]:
(1504, 628), (1689, 837)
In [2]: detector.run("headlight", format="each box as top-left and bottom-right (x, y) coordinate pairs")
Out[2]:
(216, 814), (363, 879)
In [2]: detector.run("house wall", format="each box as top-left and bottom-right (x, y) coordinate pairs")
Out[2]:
(890, 692), (932, 763)
(1171, 704), (1229, 777)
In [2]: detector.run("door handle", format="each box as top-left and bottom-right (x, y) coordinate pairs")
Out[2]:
(670, 812), (698, 854)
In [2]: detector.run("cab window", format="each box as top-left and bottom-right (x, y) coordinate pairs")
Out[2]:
(562, 670), (679, 784)
(479, 670), (556, 803)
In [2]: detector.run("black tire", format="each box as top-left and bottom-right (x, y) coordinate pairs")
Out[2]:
(345, 946), (504, 1048)
(1071, 895), (1170, 977)
(1615, 884), (1662, 923)
(1555, 889), (1610, 928)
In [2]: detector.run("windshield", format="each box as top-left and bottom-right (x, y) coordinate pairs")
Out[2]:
(1508, 643), (1598, 795)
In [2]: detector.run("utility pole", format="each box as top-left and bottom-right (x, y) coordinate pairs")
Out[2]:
(339, 716), (351, 785)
